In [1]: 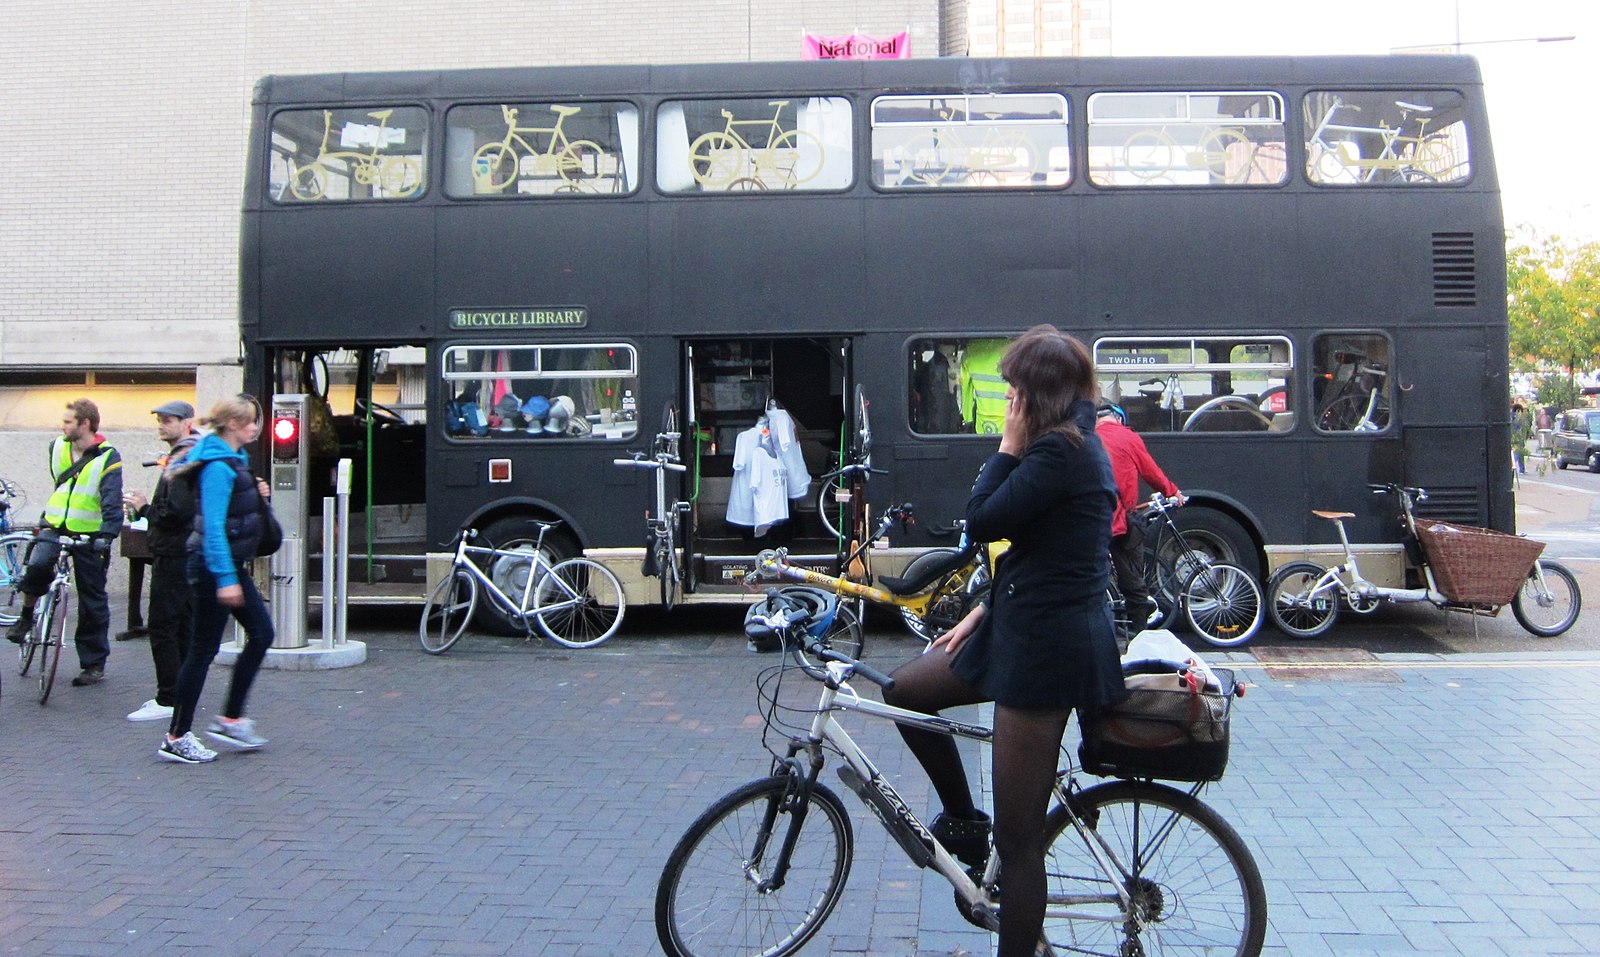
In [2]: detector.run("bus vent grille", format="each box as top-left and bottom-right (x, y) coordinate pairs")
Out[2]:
(1412, 486), (1483, 526)
(1432, 232), (1477, 307)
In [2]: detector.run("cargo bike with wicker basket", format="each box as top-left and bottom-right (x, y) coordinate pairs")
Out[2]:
(654, 586), (1266, 957)
(1267, 483), (1581, 639)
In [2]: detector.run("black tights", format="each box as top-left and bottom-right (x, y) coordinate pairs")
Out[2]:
(885, 649), (1072, 957)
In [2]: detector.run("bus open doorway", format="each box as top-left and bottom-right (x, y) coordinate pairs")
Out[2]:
(681, 336), (853, 595)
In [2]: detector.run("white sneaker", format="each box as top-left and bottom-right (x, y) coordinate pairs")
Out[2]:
(127, 699), (174, 722)
(206, 716), (268, 750)
(158, 732), (217, 764)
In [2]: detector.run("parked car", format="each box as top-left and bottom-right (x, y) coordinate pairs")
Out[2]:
(1552, 408), (1600, 472)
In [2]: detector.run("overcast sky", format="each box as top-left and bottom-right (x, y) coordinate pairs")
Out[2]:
(1111, 0), (1597, 242)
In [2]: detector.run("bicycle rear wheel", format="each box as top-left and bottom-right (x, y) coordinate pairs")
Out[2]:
(1043, 780), (1266, 957)
(1511, 558), (1581, 637)
(37, 584), (66, 704)
(419, 569), (478, 655)
(1182, 562), (1263, 647)
(657, 775), (854, 957)
(658, 521), (679, 612)
(533, 557), (625, 648)
(1265, 561), (1339, 639)
(0, 531), (30, 626)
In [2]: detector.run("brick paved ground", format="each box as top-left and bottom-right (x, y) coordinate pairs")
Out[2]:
(2, 619), (1599, 956)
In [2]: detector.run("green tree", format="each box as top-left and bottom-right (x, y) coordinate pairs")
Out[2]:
(1507, 233), (1600, 384)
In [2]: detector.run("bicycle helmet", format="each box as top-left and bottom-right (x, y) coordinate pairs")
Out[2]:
(521, 394), (550, 434)
(1095, 402), (1126, 424)
(544, 395), (575, 434)
(743, 586), (838, 651)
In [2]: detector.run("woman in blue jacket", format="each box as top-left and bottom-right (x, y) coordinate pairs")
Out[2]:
(160, 396), (276, 764)
(884, 325), (1127, 957)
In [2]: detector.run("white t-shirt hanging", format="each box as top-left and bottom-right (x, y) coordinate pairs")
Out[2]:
(728, 427), (792, 534)
(763, 407), (812, 499)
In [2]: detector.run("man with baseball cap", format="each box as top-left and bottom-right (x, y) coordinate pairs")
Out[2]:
(121, 399), (200, 721)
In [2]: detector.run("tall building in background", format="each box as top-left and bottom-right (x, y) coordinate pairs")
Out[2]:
(953, 0), (1113, 57)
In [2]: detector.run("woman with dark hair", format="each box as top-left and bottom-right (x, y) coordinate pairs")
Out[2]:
(159, 396), (277, 764)
(883, 324), (1126, 956)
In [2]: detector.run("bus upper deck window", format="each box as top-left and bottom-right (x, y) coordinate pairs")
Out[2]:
(269, 106), (429, 204)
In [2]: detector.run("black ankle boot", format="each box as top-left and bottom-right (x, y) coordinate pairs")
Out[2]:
(931, 810), (992, 871)
(5, 612), (33, 644)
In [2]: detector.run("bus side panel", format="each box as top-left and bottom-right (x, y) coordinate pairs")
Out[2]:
(653, 198), (866, 335)
(258, 207), (435, 341)
(435, 202), (650, 331)
(1078, 192), (1285, 327)
(865, 194), (1075, 329)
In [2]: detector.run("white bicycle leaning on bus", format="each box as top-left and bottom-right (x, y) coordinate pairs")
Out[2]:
(419, 521), (625, 653)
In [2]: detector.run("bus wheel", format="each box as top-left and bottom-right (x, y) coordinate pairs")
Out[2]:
(1170, 508), (1261, 583)
(477, 515), (578, 635)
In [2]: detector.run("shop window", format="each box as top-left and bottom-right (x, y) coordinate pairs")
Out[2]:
(1087, 91), (1287, 187)
(444, 101), (638, 197)
(656, 96), (852, 193)
(269, 106), (428, 203)
(871, 93), (1071, 189)
(908, 337), (1015, 435)
(1304, 89), (1470, 185)
(1311, 334), (1392, 432)
(1095, 336), (1294, 434)
(440, 344), (638, 441)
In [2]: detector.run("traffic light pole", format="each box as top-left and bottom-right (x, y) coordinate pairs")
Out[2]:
(219, 393), (365, 671)
(269, 394), (309, 649)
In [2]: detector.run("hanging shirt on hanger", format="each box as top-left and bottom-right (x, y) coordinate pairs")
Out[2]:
(762, 406), (812, 499)
(728, 424), (791, 535)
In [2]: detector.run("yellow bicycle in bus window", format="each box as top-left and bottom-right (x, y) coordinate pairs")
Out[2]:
(288, 109), (422, 201)
(472, 104), (612, 194)
(896, 107), (1043, 187)
(688, 100), (824, 190)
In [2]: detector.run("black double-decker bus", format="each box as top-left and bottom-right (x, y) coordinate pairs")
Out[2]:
(241, 55), (1509, 615)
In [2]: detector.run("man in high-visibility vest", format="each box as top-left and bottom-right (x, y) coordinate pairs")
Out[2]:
(5, 398), (124, 687)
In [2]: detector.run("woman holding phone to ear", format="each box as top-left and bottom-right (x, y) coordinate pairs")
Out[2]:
(882, 324), (1127, 957)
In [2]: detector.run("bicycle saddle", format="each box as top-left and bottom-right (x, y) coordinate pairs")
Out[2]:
(1311, 509), (1356, 520)
(877, 545), (980, 596)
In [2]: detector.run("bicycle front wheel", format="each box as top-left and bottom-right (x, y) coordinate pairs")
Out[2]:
(1182, 562), (1263, 648)
(419, 570), (478, 655)
(821, 601), (864, 660)
(37, 584), (67, 704)
(1511, 558), (1581, 638)
(0, 531), (31, 626)
(533, 557), (625, 648)
(657, 775), (854, 957)
(658, 521), (680, 612)
(1043, 780), (1266, 957)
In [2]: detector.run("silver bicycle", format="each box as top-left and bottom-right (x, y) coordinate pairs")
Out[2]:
(655, 590), (1267, 957)
(419, 521), (625, 653)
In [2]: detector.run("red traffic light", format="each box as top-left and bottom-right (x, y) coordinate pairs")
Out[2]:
(272, 416), (299, 444)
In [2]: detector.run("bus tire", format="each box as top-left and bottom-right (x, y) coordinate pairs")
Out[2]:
(1170, 507), (1261, 582)
(478, 515), (578, 635)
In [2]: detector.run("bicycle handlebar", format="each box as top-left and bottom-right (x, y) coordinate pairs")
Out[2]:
(1368, 483), (1428, 502)
(613, 456), (687, 473)
(745, 596), (897, 691)
(819, 463), (888, 481)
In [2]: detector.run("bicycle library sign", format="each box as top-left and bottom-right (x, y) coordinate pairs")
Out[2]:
(449, 307), (588, 330)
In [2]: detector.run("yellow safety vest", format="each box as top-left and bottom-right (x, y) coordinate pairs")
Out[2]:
(42, 437), (118, 533)
(960, 339), (1011, 435)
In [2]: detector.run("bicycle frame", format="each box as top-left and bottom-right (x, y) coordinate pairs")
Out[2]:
(765, 647), (1178, 931)
(446, 528), (582, 627)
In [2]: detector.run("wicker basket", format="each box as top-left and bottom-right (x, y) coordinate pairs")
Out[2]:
(1415, 521), (1544, 606)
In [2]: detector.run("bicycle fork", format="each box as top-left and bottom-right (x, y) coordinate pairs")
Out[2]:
(749, 747), (826, 893)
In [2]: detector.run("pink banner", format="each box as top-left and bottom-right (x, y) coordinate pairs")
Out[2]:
(802, 31), (910, 60)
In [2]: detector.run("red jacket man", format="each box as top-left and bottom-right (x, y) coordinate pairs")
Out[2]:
(1095, 405), (1180, 623)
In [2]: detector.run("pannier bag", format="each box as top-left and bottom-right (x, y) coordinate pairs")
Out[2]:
(1079, 660), (1237, 783)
